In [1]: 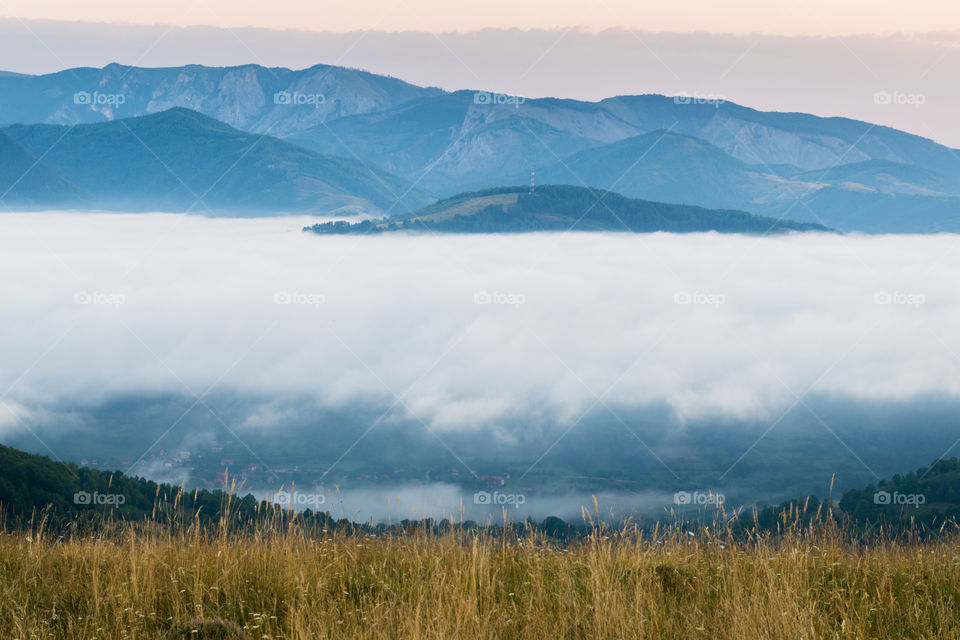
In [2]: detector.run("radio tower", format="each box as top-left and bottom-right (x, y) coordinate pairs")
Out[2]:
(529, 167), (535, 194)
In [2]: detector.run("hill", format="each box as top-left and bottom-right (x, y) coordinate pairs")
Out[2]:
(1, 108), (429, 215)
(305, 185), (829, 235)
(0, 130), (87, 206)
(838, 458), (960, 526)
(0, 441), (355, 533)
(745, 457), (960, 535)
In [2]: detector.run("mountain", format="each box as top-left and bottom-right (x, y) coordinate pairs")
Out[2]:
(2, 108), (429, 214)
(284, 89), (960, 231)
(287, 91), (605, 192)
(524, 130), (774, 210)
(304, 185), (828, 234)
(767, 186), (960, 234)
(0, 130), (87, 206)
(2, 63), (960, 230)
(286, 90), (960, 189)
(527, 131), (960, 233)
(0, 63), (442, 137)
(597, 95), (960, 176)
(0, 440), (344, 531)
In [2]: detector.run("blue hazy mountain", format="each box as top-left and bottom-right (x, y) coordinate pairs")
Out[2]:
(0, 130), (87, 207)
(2, 108), (428, 215)
(287, 91), (603, 192)
(523, 131), (960, 233)
(2, 64), (959, 230)
(0, 63), (442, 137)
(286, 91), (960, 184)
(284, 90), (960, 231)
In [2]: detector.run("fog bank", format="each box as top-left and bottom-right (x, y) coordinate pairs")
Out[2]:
(1, 213), (958, 437)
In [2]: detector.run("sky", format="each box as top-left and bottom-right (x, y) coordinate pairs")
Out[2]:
(2, 0), (959, 35)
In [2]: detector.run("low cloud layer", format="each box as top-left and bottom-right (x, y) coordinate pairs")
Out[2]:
(252, 483), (691, 523)
(1, 213), (959, 439)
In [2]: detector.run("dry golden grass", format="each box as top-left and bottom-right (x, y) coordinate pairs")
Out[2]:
(3, 512), (960, 640)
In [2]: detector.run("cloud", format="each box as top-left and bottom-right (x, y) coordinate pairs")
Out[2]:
(250, 482), (694, 523)
(1, 213), (960, 438)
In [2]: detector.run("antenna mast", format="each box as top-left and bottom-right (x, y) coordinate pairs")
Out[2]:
(529, 167), (535, 194)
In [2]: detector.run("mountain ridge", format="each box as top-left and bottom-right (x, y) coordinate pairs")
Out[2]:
(2, 107), (430, 214)
(2, 63), (960, 231)
(0, 62), (443, 137)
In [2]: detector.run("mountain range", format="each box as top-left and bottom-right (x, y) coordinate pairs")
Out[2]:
(0, 63), (441, 137)
(0, 63), (959, 231)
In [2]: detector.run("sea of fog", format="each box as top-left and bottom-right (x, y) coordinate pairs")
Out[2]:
(2, 212), (959, 521)
(247, 484), (690, 524)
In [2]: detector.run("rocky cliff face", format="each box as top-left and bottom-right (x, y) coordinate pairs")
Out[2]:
(696, 115), (873, 170)
(0, 63), (442, 137)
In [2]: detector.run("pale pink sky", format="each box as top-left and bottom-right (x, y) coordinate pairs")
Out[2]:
(1, 0), (958, 36)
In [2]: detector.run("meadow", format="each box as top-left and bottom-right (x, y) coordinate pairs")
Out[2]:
(4, 509), (960, 640)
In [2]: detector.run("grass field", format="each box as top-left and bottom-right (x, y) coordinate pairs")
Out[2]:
(3, 507), (960, 640)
